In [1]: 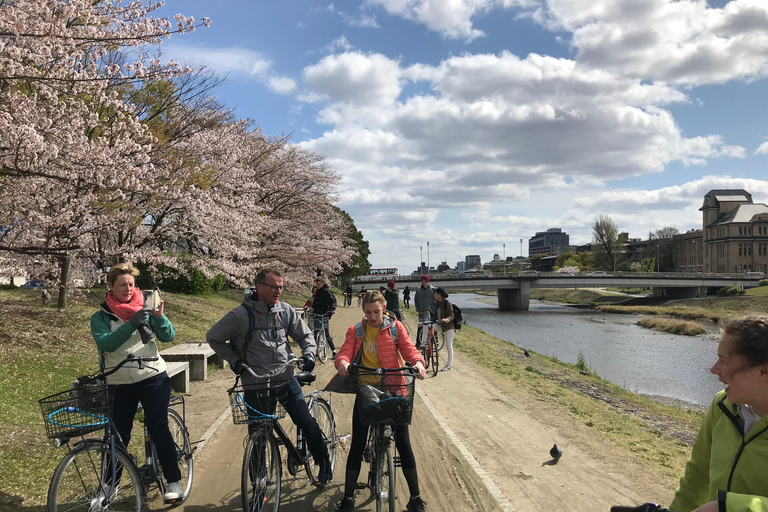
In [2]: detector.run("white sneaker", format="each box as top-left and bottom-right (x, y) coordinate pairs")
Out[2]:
(441, 366), (452, 371)
(163, 481), (183, 502)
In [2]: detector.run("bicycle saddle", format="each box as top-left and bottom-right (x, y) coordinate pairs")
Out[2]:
(296, 372), (316, 385)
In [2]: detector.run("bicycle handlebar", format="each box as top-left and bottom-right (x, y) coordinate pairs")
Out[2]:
(611, 503), (671, 512)
(79, 355), (159, 384)
(348, 362), (416, 376)
(241, 357), (303, 380)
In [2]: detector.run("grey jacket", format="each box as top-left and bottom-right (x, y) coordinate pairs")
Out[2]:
(206, 288), (315, 384)
(414, 284), (436, 314)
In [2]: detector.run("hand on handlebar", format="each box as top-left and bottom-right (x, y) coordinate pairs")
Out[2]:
(413, 360), (426, 380)
(337, 359), (351, 377)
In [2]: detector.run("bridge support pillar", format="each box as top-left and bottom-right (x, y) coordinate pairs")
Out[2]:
(498, 282), (530, 310)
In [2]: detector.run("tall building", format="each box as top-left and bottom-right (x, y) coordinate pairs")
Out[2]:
(465, 255), (481, 269)
(529, 228), (570, 257)
(456, 261), (466, 272)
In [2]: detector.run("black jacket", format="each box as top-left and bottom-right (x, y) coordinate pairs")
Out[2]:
(313, 284), (335, 316)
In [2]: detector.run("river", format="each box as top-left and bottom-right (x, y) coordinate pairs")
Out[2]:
(448, 293), (724, 407)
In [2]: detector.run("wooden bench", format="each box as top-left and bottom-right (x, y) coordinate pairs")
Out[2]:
(160, 341), (227, 381)
(165, 361), (190, 393)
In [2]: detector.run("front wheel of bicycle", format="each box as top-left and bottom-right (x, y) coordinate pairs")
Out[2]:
(47, 440), (143, 512)
(375, 442), (396, 512)
(242, 429), (281, 512)
(306, 397), (337, 484)
(420, 344), (430, 370)
(430, 338), (439, 377)
(315, 330), (329, 364)
(168, 408), (193, 503)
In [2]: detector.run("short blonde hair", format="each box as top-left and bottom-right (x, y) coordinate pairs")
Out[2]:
(106, 262), (140, 285)
(362, 290), (386, 308)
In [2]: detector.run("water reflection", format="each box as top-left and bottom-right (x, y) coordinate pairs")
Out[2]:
(450, 293), (723, 406)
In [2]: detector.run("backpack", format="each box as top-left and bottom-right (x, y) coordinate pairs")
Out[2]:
(242, 304), (287, 348)
(354, 319), (399, 346)
(328, 292), (337, 313)
(452, 304), (463, 330)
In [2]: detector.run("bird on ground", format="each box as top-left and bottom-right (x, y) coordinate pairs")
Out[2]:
(524, 349), (530, 357)
(550, 443), (563, 462)
(41, 289), (51, 306)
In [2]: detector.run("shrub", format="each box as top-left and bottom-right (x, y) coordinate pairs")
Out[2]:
(716, 285), (741, 297)
(135, 258), (229, 295)
(759, 279), (768, 287)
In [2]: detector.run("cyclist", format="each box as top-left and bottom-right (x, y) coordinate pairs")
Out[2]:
(313, 276), (338, 359)
(414, 275), (435, 349)
(432, 287), (455, 371)
(329, 290), (427, 512)
(382, 280), (402, 321)
(89, 262), (183, 502)
(669, 315), (768, 512)
(206, 269), (332, 485)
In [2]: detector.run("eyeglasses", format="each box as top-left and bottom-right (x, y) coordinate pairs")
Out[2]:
(258, 283), (284, 292)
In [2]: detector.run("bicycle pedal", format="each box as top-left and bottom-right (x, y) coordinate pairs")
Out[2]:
(355, 482), (368, 489)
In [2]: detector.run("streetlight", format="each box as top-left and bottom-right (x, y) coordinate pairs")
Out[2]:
(503, 243), (505, 261)
(520, 238), (523, 257)
(420, 246), (423, 273)
(657, 244), (660, 273)
(427, 241), (430, 275)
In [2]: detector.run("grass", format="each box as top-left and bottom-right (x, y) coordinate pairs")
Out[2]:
(637, 318), (708, 336)
(530, 288), (631, 304)
(0, 284), (315, 510)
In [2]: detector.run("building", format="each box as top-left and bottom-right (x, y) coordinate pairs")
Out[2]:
(456, 261), (466, 272)
(672, 229), (704, 272)
(465, 255), (481, 269)
(529, 228), (570, 257)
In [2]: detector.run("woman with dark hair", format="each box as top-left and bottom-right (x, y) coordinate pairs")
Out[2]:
(432, 287), (455, 371)
(90, 263), (183, 502)
(670, 315), (768, 512)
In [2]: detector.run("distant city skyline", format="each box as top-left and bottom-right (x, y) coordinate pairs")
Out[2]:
(154, 1), (768, 274)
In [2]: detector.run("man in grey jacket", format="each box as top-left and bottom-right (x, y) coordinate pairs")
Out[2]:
(207, 268), (332, 486)
(414, 275), (436, 348)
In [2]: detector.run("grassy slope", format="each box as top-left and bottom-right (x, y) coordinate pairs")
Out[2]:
(0, 285), (316, 510)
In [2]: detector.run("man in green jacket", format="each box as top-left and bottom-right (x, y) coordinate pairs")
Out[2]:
(670, 315), (768, 512)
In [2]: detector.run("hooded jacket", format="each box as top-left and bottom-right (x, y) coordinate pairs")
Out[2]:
(325, 312), (424, 394)
(313, 284), (336, 316)
(414, 283), (436, 314)
(670, 390), (768, 512)
(206, 288), (315, 385)
(90, 304), (174, 385)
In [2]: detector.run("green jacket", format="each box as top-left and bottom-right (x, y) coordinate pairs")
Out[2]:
(383, 288), (400, 312)
(670, 390), (768, 512)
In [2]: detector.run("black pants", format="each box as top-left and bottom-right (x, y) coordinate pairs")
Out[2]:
(110, 372), (181, 483)
(246, 377), (329, 464)
(346, 398), (417, 472)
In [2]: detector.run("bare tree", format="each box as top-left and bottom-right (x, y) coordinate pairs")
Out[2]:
(647, 227), (679, 271)
(592, 214), (622, 271)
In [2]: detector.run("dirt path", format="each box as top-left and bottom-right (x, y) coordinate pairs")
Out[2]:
(171, 304), (676, 511)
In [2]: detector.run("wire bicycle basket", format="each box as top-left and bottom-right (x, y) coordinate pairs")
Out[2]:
(311, 314), (329, 331)
(39, 381), (112, 439)
(354, 371), (416, 426)
(228, 382), (287, 425)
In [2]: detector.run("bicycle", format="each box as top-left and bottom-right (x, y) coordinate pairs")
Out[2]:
(417, 320), (441, 377)
(40, 355), (194, 511)
(349, 363), (417, 512)
(310, 312), (332, 363)
(611, 504), (672, 512)
(228, 357), (338, 512)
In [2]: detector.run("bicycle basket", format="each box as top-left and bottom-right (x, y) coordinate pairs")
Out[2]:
(311, 315), (326, 331)
(355, 372), (416, 426)
(228, 383), (286, 425)
(39, 381), (112, 439)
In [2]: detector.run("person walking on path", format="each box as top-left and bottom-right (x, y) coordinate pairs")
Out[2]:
(327, 290), (428, 512)
(403, 285), (411, 309)
(414, 275), (435, 349)
(206, 269), (332, 486)
(313, 276), (339, 358)
(90, 263), (184, 502)
(432, 287), (455, 371)
(382, 280), (402, 321)
(669, 315), (768, 512)
(356, 286), (366, 308)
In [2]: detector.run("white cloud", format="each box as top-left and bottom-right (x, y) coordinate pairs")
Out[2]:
(756, 141), (768, 155)
(268, 76), (297, 94)
(322, 35), (355, 54)
(339, 12), (380, 28)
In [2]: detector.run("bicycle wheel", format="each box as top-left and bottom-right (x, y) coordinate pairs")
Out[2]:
(168, 408), (193, 503)
(431, 339), (439, 376)
(375, 440), (396, 512)
(242, 429), (281, 512)
(420, 343), (430, 370)
(437, 331), (445, 351)
(315, 329), (328, 364)
(47, 440), (143, 512)
(305, 397), (337, 484)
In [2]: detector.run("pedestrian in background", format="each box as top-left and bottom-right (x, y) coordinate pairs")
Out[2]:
(403, 285), (411, 309)
(432, 287), (455, 371)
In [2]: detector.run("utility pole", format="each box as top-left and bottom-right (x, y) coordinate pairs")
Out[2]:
(503, 243), (505, 260)
(427, 241), (430, 275)
(420, 246), (423, 273)
(520, 239), (523, 257)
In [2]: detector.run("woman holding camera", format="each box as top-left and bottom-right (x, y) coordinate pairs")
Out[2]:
(89, 262), (182, 502)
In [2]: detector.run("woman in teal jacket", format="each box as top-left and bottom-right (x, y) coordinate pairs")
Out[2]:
(670, 315), (768, 512)
(90, 263), (182, 502)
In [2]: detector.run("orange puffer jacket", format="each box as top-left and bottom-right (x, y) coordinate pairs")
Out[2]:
(335, 314), (424, 370)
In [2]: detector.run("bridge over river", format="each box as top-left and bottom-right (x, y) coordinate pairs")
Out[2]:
(352, 272), (764, 310)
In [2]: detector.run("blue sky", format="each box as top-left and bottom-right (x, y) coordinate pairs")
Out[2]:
(155, 0), (768, 273)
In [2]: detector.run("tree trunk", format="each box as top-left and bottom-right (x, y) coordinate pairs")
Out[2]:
(57, 253), (71, 309)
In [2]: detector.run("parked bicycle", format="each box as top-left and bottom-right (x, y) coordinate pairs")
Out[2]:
(39, 355), (194, 511)
(310, 311), (332, 364)
(417, 320), (441, 377)
(228, 357), (338, 512)
(348, 363), (417, 512)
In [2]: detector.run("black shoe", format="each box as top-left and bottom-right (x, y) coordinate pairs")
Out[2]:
(336, 496), (355, 512)
(331, 351), (337, 360)
(316, 457), (332, 486)
(406, 495), (427, 512)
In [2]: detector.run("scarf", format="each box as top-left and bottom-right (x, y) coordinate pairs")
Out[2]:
(105, 288), (144, 322)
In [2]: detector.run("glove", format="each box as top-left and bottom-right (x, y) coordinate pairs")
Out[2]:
(129, 309), (150, 329)
(137, 324), (155, 345)
(300, 354), (315, 372)
(232, 359), (248, 375)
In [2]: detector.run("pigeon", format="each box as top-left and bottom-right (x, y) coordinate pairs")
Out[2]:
(41, 289), (51, 306)
(524, 349), (530, 357)
(550, 443), (563, 462)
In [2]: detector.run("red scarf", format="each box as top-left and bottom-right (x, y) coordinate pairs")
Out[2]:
(106, 289), (144, 322)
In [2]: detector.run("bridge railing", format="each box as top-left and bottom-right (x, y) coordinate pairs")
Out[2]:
(353, 271), (766, 283)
